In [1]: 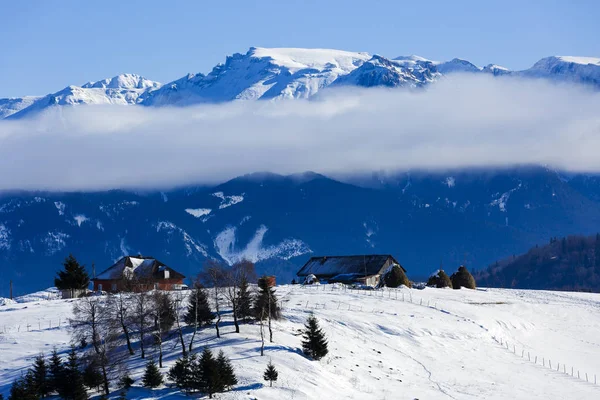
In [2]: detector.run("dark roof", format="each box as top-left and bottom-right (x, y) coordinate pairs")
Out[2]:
(93, 256), (185, 281)
(297, 255), (403, 277)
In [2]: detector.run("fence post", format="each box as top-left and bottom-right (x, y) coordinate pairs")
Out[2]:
(572, 367), (574, 376)
(586, 373), (588, 382)
(535, 356), (537, 364)
(549, 360), (551, 369)
(543, 358), (545, 367)
(528, 352), (530, 361)
(513, 345), (516, 354)
(578, 371), (580, 379)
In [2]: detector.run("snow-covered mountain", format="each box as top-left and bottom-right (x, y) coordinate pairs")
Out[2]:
(141, 47), (372, 105)
(520, 56), (600, 86)
(2, 48), (599, 119)
(5, 74), (161, 119)
(0, 96), (41, 119)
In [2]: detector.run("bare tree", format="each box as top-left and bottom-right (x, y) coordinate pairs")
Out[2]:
(107, 293), (135, 355)
(133, 290), (152, 359)
(70, 296), (121, 395)
(201, 260), (227, 339)
(172, 291), (188, 357)
(223, 260), (257, 333)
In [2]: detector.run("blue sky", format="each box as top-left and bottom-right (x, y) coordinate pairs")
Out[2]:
(1, 0), (598, 98)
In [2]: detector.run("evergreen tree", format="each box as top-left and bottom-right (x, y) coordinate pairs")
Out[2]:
(263, 360), (278, 387)
(236, 277), (253, 323)
(118, 374), (134, 390)
(54, 254), (90, 294)
(184, 287), (214, 327)
(383, 265), (411, 288)
(216, 350), (237, 390)
(142, 359), (163, 388)
(167, 354), (195, 392)
(82, 361), (104, 392)
(63, 347), (88, 400)
(47, 349), (65, 396)
(32, 354), (49, 398)
(253, 276), (281, 320)
(194, 347), (222, 398)
(8, 372), (38, 400)
(302, 314), (329, 361)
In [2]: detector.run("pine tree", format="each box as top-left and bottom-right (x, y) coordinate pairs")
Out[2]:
(216, 350), (237, 390)
(47, 349), (65, 396)
(63, 347), (88, 400)
(194, 347), (222, 398)
(118, 374), (134, 390)
(54, 254), (90, 295)
(302, 314), (329, 361)
(82, 361), (104, 392)
(8, 372), (38, 400)
(167, 354), (195, 392)
(237, 277), (253, 323)
(32, 354), (49, 398)
(142, 359), (163, 388)
(253, 276), (281, 321)
(263, 360), (278, 387)
(184, 287), (214, 327)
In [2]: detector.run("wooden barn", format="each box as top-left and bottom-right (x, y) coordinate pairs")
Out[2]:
(296, 255), (404, 286)
(92, 256), (186, 293)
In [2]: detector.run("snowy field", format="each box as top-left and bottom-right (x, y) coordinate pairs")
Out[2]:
(1, 285), (600, 399)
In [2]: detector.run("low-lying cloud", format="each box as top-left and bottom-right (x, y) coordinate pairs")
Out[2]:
(1, 75), (600, 191)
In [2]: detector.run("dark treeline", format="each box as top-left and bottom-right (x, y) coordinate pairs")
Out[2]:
(475, 233), (600, 292)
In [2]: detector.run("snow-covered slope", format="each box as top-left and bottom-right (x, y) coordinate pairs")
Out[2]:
(333, 55), (438, 88)
(1, 285), (599, 399)
(0, 96), (41, 119)
(521, 56), (600, 86)
(141, 47), (372, 105)
(7, 74), (160, 119)
(435, 57), (482, 74)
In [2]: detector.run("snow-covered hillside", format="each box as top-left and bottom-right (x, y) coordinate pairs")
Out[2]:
(1, 285), (599, 399)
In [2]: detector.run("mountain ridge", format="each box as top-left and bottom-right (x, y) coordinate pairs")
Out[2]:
(2, 48), (599, 119)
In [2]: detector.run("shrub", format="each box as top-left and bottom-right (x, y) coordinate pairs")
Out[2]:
(427, 270), (452, 288)
(450, 266), (476, 289)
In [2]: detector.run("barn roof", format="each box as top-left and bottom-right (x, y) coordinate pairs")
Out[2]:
(297, 255), (403, 277)
(94, 256), (185, 281)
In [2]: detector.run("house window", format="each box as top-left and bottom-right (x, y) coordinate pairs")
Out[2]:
(111, 283), (117, 292)
(98, 284), (103, 292)
(154, 283), (159, 290)
(164, 270), (170, 279)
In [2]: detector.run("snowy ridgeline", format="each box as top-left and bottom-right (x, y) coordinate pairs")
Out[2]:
(2, 286), (600, 399)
